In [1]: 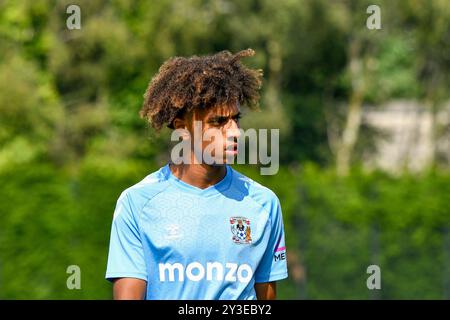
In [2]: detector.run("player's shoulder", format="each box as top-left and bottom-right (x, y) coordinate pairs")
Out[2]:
(230, 166), (280, 209)
(117, 164), (171, 207)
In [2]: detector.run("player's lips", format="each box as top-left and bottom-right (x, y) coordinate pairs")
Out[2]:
(225, 144), (238, 155)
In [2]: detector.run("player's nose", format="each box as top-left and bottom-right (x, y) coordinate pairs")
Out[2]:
(227, 119), (241, 139)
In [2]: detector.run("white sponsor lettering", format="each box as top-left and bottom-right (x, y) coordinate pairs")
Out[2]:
(159, 261), (253, 283)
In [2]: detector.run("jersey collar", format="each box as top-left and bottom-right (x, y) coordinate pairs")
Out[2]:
(163, 163), (233, 197)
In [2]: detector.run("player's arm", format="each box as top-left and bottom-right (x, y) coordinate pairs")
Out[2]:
(255, 281), (276, 300)
(113, 278), (147, 300)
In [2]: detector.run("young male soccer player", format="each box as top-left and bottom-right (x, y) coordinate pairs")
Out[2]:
(105, 49), (288, 300)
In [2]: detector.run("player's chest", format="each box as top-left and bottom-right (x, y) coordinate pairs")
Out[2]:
(139, 193), (270, 255)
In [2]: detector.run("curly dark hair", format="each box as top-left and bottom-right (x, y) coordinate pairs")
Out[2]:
(139, 49), (263, 130)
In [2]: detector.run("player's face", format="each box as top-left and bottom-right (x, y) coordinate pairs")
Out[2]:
(189, 102), (242, 164)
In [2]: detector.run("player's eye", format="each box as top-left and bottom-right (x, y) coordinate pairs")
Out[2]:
(210, 117), (227, 126)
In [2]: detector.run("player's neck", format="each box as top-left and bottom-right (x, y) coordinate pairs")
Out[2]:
(168, 163), (227, 190)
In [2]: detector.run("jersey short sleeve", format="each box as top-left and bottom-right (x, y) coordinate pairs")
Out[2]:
(254, 195), (288, 283)
(105, 192), (147, 282)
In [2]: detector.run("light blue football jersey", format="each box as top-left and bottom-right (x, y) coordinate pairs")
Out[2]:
(105, 163), (288, 300)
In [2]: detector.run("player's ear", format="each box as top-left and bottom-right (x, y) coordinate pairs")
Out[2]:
(172, 117), (186, 130)
(172, 116), (192, 142)
(172, 108), (194, 131)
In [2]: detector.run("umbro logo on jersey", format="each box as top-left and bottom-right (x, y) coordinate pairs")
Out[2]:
(164, 224), (183, 240)
(230, 216), (252, 244)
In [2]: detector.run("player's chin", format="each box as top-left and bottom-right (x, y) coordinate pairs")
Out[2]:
(222, 150), (238, 164)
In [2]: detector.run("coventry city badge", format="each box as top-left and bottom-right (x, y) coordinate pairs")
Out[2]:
(230, 216), (252, 244)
